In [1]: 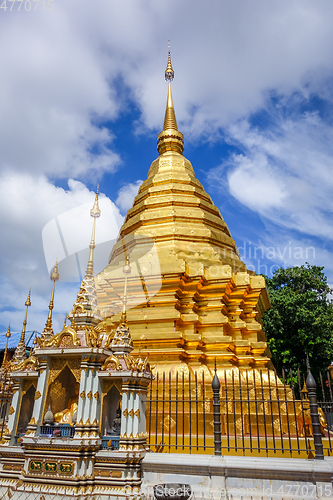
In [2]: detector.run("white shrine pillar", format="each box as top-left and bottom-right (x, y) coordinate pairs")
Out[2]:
(88, 362), (102, 434)
(4, 380), (21, 445)
(119, 375), (152, 452)
(74, 356), (90, 439)
(26, 358), (49, 436)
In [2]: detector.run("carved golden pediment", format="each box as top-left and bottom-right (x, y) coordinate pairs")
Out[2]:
(124, 354), (149, 373)
(22, 356), (38, 371)
(38, 326), (81, 349)
(85, 325), (101, 348)
(100, 354), (122, 371)
(73, 303), (85, 315)
(10, 355), (39, 373)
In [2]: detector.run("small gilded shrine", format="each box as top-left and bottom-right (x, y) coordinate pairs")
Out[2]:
(0, 190), (152, 498)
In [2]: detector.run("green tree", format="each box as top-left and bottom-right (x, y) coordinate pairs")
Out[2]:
(262, 264), (333, 378)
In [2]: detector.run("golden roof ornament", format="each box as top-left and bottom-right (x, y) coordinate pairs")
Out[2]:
(41, 259), (59, 341)
(110, 255), (133, 354)
(165, 41), (174, 81)
(50, 258), (60, 281)
(35, 188), (102, 351)
(68, 187), (102, 330)
(85, 186), (101, 278)
(157, 42), (184, 155)
(120, 255), (131, 323)
(12, 290), (31, 365)
(1, 325), (11, 369)
(22, 289), (31, 341)
(301, 380), (309, 401)
(90, 185), (101, 218)
(102, 255), (152, 373)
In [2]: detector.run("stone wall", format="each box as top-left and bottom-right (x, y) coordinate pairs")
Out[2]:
(142, 453), (333, 500)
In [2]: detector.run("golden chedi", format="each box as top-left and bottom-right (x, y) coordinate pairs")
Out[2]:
(96, 47), (271, 380)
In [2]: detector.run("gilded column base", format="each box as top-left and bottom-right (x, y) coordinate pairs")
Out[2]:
(119, 432), (147, 452)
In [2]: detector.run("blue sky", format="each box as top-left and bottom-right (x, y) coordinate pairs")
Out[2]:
(1, 0), (333, 337)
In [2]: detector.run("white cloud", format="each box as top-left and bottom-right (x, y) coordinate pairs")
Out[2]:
(42, 195), (123, 279)
(116, 180), (143, 214)
(0, 7), (121, 180)
(2, 0), (333, 178)
(210, 109), (333, 241)
(227, 153), (286, 211)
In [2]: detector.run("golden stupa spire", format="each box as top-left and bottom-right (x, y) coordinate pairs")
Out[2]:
(163, 42), (177, 131)
(120, 255), (131, 324)
(85, 186), (101, 278)
(2, 325), (11, 368)
(157, 42), (184, 155)
(165, 41), (174, 80)
(109, 255), (133, 353)
(42, 259), (59, 338)
(67, 186), (102, 328)
(20, 290), (31, 344)
(12, 290), (31, 364)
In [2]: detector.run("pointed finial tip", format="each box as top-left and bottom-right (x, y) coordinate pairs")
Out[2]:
(6, 325), (11, 338)
(90, 187), (101, 218)
(25, 290), (31, 307)
(123, 255), (131, 274)
(50, 258), (60, 282)
(212, 358), (220, 390)
(157, 42), (184, 154)
(165, 41), (174, 81)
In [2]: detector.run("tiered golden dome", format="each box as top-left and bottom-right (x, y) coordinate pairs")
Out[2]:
(96, 48), (270, 374)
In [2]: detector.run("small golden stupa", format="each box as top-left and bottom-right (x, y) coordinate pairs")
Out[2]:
(96, 45), (271, 381)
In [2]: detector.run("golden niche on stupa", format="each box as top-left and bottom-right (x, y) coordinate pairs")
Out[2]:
(96, 46), (271, 382)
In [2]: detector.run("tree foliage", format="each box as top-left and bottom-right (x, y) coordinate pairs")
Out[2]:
(262, 264), (333, 377)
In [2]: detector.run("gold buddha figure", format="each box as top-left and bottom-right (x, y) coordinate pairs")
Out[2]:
(53, 396), (78, 426)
